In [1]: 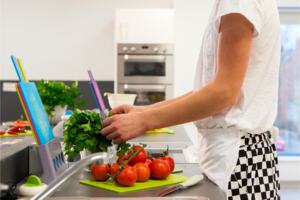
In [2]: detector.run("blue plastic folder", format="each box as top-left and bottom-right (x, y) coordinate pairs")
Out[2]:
(17, 82), (54, 145)
(11, 55), (54, 145)
(12, 56), (68, 184)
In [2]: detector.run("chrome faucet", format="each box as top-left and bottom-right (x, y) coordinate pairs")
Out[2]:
(31, 152), (106, 200)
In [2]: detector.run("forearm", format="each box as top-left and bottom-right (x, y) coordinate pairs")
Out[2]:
(144, 92), (193, 110)
(142, 82), (234, 130)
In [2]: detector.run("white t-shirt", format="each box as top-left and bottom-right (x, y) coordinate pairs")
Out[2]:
(194, 0), (280, 193)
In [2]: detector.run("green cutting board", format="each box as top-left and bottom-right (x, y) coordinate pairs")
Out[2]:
(80, 174), (187, 193)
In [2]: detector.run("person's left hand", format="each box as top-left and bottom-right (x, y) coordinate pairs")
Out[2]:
(101, 112), (147, 144)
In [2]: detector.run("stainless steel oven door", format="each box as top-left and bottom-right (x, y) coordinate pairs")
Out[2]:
(117, 84), (173, 105)
(117, 55), (173, 84)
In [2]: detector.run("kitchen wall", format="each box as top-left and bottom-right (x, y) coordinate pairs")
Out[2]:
(0, 0), (173, 81)
(0, 0), (3, 118)
(0, 0), (3, 77)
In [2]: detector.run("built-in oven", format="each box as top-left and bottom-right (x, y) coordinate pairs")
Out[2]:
(117, 84), (173, 105)
(117, 44), (173, 84)
(117, 43), (174, 105)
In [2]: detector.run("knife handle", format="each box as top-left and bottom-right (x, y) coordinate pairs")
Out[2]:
(157, 185), (182, 197)
(181, 174), (204, 188)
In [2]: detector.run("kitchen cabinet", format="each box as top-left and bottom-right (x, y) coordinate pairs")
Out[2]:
(115, 9), (174, 43)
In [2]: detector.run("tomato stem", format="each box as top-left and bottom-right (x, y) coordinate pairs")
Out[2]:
(109, 144), (147, 181)
(162, 145), (169, 157)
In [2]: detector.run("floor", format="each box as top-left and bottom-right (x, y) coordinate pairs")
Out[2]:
(281, 182), (300, 200)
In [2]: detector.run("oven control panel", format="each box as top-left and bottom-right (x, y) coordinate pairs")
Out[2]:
(118, 43), (173, 55)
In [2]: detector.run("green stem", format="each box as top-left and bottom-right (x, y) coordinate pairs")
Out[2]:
(110, 146), (145, 180)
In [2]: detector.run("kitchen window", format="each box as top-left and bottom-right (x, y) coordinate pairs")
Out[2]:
(275, 24), (300, 156)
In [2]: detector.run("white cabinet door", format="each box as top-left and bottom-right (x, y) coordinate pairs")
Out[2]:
(115, 9), (174, 43)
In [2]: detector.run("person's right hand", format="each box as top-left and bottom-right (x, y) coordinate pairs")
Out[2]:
(111, 104), (147, 115)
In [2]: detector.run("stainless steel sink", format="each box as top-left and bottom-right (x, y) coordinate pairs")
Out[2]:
(31, 152), (107, 200)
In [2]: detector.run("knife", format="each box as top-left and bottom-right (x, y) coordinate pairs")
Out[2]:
(157, 174), (204, 197)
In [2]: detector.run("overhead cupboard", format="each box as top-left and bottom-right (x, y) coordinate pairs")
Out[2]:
(114, 9), (174, 44)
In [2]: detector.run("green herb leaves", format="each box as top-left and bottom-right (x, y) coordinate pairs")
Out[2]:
(63, 109), (112, 160)
(116, 142), (131, 157)
(63, 109), (132, 161)
(37, 80), (84, 115)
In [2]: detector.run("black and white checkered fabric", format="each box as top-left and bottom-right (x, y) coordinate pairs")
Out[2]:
(227, 132), (280, 200)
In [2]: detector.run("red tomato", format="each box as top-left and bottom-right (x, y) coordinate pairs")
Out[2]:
(116, 165), (137, 186)
(110, 163), (121, 177)
(13, 120), (29, 127)
(7, 126), (24, 134)
(128, 145), (147, 165)
(150, 159), (170, 180)
(117, 154), (127, 164)
(110, 163), (132, 180)
(133, 162), (150, 182)
(91, 164), (110, 181)
(145, 158), (153, 166)
(158, 156), (175, 172)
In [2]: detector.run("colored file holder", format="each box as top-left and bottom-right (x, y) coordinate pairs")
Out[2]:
(88, 70), (107, 115)
(12, 55), (67, 184)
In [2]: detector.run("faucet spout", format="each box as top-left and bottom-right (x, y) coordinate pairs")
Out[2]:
(31, 152), (106, 200)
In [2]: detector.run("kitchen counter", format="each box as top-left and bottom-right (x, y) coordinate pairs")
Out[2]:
(0, 135), (34, 160)
(129, 126), (193, 149)
(0, 125), (225, 199)
(51, 164), (226, 200)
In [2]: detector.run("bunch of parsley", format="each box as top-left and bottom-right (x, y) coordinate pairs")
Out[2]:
(63, 109), (112, 160)
(37, 80), (84, 116)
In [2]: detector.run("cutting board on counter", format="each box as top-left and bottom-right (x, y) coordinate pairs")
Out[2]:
(80, 174), (187, 193)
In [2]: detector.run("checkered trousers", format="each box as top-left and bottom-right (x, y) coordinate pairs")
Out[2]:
(227, 132), (280, 200)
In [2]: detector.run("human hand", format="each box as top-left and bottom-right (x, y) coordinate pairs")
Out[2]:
(111, 104), (147, 115)
(101, 112), (147, 144)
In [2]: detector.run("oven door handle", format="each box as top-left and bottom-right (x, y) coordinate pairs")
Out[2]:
(123, 85), (166, 92)
(123, 55), (166, 62)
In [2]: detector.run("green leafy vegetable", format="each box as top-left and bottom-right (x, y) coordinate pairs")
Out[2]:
(37, 80), (84, 115)
(63, 109), (133, 160)
(63, 109), (111, 160)
(116, 142), (131, 157)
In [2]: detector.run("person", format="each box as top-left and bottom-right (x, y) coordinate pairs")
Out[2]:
(101, 0), (281, 199)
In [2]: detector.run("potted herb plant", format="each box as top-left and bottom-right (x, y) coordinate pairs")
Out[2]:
(37, 80), (84, 125)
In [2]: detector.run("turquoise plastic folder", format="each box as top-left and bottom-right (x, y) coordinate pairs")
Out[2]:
(12, 55), (54, 145)
(17, 82), (54, 144)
